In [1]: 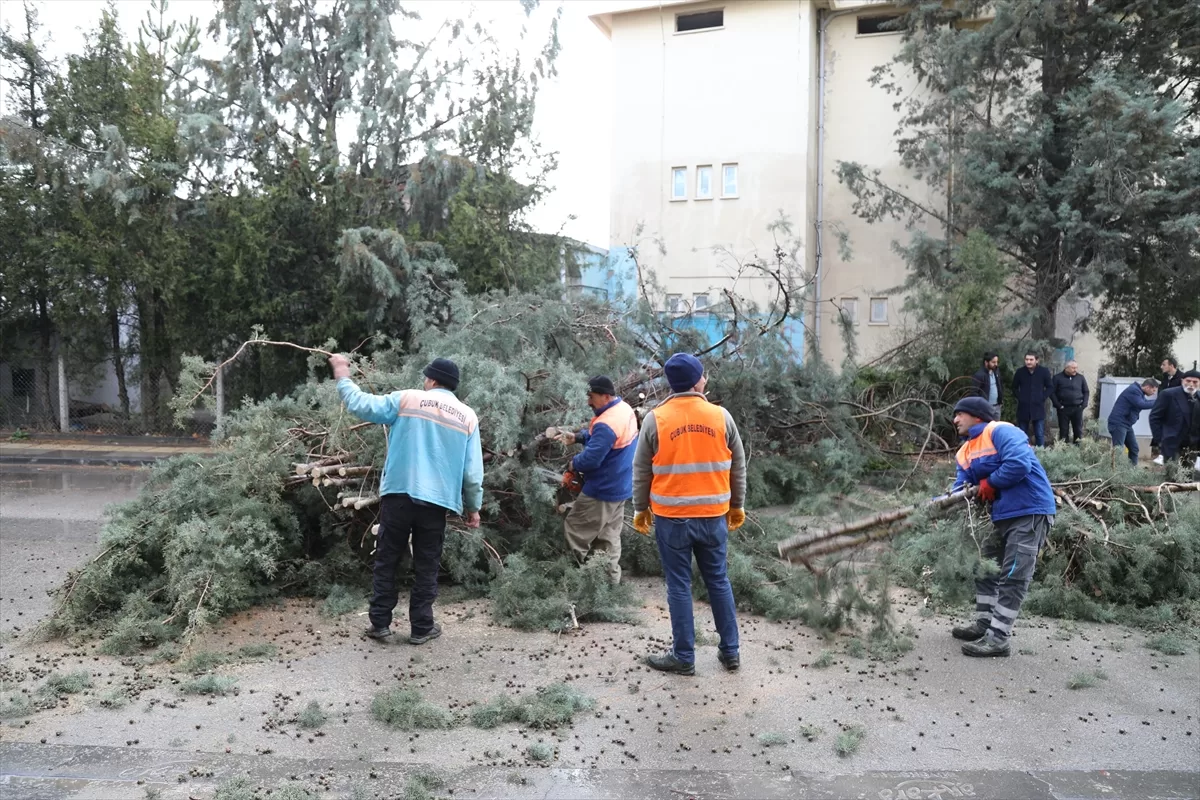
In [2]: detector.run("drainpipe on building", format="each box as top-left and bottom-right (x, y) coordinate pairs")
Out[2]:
(813, 6), (857, 358)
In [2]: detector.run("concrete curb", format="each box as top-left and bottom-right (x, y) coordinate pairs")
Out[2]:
(0, 455), (162, 467)
(1, 743), (1197, 800)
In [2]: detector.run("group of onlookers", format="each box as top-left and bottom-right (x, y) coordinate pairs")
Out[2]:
(971, 354), (1200, 469)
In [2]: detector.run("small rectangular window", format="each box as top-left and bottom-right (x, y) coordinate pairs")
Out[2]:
(671, 167), (687, 200)
(869, 297), (889, 324)
(839, 298), (858, 324)
(696, 165), (713, 199)
(857, 15), (902, 36)
(721, 163), (738, 198)
(667, 294), (683, 314)
(676, 9), (723, 33)
(693, 293), (709, 312)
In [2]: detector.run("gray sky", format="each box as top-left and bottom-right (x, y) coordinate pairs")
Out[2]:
(2, 0), (615, 246)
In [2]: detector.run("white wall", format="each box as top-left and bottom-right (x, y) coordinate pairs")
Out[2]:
(608, 1), (816, 310)
(816, 9), (925, 365)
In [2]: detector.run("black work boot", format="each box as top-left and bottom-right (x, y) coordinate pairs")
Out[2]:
(364, 625), (394, 642)
(408, 622), (442, 645)
(717, 651), (740, 672)
(646, 651), (695, 676)
(951, 619), (990, 641)
(962, 632), (1011, 658)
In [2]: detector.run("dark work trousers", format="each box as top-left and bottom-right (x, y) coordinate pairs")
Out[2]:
(974, 514), (1053, 640)
(1056, 405), (1084, 444)
(370, 494), (447, 636)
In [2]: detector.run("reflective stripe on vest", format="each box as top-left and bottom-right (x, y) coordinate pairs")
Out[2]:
(955, 420), (1012, 470)
(397, 391), (478, 437)
(591, 400), (638, 450)
(649, 395), (732, 518)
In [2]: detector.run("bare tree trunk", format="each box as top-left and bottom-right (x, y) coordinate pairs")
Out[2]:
(109, 302), (131, 422)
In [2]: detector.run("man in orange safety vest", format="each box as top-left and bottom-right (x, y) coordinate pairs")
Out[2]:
(632, 353), (746, 676)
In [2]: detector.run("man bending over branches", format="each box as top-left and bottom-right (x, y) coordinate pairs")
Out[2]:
(949, 397), (1057, 658)
(330, 355), (484, 646)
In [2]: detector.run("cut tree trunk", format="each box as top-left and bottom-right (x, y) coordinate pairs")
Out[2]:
(777, 487), (978, 561)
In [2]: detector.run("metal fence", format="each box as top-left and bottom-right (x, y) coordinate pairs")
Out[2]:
(0, 353), (216, 439)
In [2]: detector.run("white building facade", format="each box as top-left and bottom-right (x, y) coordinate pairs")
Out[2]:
(590, 0), (1199, 377)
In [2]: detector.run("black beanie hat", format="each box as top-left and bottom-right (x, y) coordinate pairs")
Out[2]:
(423, 358), (460, 391)
(587, 375), (617, 396)
(953, 396), (997, 422)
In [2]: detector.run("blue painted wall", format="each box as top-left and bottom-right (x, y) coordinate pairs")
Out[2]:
(574, 245), (805, 363)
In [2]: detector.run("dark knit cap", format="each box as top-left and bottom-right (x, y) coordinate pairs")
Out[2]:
(953, 396), (996, 422)
(423, 358), (460, 391)
(1183, 370), (1200, 380)
(664, 353), (704, 393)
(587, 375), (617, 396)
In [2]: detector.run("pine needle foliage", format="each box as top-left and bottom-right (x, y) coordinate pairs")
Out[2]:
(370, 688), (455, 730)
(179, 675), (237, 696)
(834, 724), (866, 758)
(470, 683), (595, 730)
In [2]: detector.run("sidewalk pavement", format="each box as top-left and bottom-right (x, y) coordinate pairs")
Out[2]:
(0, 439), (210, 467)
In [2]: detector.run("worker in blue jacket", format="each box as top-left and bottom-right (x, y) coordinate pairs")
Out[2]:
(552, 375), (638, 583)
(1107, 379), (1159, 465)
(949, 397), (1057, 658)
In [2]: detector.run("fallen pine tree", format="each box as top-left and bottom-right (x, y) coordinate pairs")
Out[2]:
(38, 251), (1200, 652)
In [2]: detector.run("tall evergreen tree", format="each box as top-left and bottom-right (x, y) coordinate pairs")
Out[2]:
(836, 0), (1200, 350)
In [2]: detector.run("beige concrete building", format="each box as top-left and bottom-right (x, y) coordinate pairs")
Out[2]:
(589, 0), (1198, 379)
(590, 0), (929, 364)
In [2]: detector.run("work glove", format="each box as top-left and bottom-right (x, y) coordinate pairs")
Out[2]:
(726, 508), (746, 531)
(632, 510), (653, 535)
(553, 429), (576, 446)
(976, 479), (997, 503)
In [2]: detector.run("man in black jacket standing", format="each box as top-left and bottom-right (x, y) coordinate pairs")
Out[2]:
(1050, 360), (1089, 445)
(1011, 352), (1054, 446)
(971, 352), (1004, 421)
(1149, 370), (1200, 472)
(1161, 358), (1183, 391)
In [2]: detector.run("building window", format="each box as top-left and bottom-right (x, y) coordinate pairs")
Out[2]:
(839, 298), (858, 325)
(869, 297), (889, 324)
(696, 165), (713, 199)
(693, 293), (709, 313)
(676, 9), (723, 33)
(671, 167), (687, 200)
(721, 163), (738, 198)
(857, 15), (902, 36)
(667, 294), (683, 314)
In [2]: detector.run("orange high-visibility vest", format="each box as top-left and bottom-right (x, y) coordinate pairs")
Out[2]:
(591, 400), (638, 449)
(955, 420), (1012, 471)
(649, 396), (732, 518)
